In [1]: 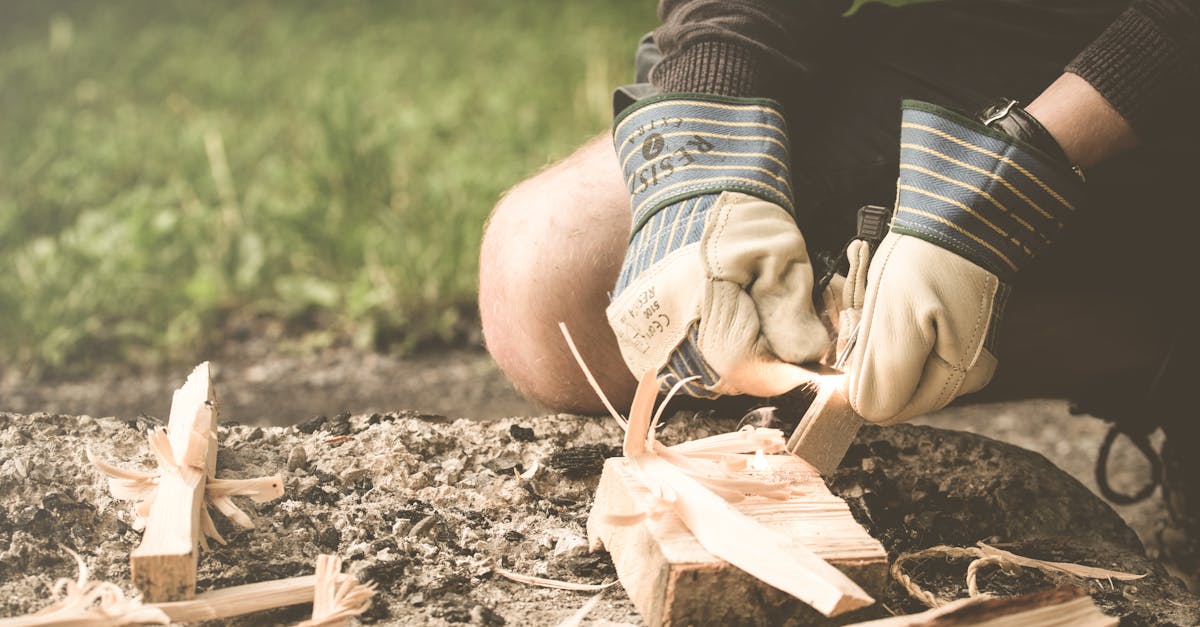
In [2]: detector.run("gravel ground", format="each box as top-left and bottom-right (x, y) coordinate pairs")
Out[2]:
(0, 409), (1196, 625)
(0, 346), (1178, 571)
(0, 342), (1194, 623)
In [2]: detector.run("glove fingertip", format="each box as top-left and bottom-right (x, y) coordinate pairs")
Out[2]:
(846, 355), (920, 425)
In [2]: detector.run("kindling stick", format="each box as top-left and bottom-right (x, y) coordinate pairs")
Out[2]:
(129, 361), (218, 602)
(90, 362), (287, 602)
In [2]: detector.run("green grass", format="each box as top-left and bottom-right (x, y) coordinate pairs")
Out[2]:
(0, 0), (656, 376)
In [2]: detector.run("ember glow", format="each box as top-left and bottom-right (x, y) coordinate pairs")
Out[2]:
(751, 448), (770, 471)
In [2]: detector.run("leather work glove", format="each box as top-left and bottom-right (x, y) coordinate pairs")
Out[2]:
(607, 94), (830, 398)
(847, 100), (1083, 424)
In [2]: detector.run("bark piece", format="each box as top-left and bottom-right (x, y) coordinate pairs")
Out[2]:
(587, 452), (887, 626)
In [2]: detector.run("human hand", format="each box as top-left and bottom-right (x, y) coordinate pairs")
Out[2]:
(847, 100), (1084, 424)
(606, 94), (830, 398)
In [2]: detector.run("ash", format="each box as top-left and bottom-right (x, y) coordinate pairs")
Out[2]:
(0, 411), (1195, 626)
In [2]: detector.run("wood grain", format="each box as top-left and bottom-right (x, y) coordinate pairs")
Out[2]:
(130, 362), (217, 602)
(787, 378), (863, 475)
(155, 574), (318, 623)
(587, 453), (887, 626)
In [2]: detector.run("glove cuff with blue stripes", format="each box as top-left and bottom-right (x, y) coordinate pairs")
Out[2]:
(613, 93), (794, 238)
(892, 100), (1084, 282)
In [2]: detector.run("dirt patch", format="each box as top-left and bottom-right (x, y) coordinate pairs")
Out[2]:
(0, 346), (539, 426)
(0, 410), (1195, 625)
(0, 410), (633, 625)
(1, 348), (1187, 594)
(2, 341), (1189, 591)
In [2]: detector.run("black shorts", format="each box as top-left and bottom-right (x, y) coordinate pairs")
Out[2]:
(617, 0), (1198, 296)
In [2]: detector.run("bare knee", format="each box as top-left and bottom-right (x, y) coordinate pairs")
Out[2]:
(479, 135), (637, 413)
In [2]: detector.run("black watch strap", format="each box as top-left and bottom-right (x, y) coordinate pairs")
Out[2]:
(978, 98), (1085, 182)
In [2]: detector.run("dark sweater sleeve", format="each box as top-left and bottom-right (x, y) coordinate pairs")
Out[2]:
(1066, 0), (1200, 142)
(650, 0), (847, 102)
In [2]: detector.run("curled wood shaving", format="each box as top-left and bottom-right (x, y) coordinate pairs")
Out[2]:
(494, 567), (618, 592)
(86, 450), (158, 503)
(558, 322), (627, 429)
(0, 548), (170, 626)
(89, 434), (285, 550)
(558, 323), (873, 617)
(892, 542), (1146, 608)
(668, 425), (787, 456)
(598, 496), (675, 527)
(146, 428), (179, 474)
(599, 511), (650, 526)
(295, 555), (377, 627)
(555, 326), (800, 505)
(558, 325), (796, 509)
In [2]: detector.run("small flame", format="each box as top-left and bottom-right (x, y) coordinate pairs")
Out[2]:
(751, 449), (769, 471)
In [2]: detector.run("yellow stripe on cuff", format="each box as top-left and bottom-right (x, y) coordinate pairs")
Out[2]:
(896, 205), (1020, 273)
(902, 122), (1077, 213)
(901, 143), (1061, 227)
(898, 163), (1044, 240)
(898, 184), (1034, 257)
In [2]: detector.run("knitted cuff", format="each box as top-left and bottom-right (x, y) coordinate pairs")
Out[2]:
(1065, 1), (1198, 142)
(650, 39), (773, 100)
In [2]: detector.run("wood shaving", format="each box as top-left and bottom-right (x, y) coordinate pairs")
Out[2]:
(295, 555), (377, 627)
(89, 432), (285, 549)
(494, 567), (617, 592)
(0, 548), (169, 626)
(557, 323), (873, 617)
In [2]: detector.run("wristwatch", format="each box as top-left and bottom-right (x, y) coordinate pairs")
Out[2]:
(978, 98), (1086, 182)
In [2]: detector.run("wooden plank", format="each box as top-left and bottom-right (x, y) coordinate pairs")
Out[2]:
(632, 451), (873, 616)
(131, 362), (217, 602)
(587, 453), (887, 626)
(787, 377), (863, 475)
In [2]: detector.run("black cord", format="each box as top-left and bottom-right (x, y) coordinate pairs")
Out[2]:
(1094, 425), (1162, 505)
(813, 238), (854, 301)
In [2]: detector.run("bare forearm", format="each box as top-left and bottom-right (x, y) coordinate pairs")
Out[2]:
(1025, 73), (1139, 171)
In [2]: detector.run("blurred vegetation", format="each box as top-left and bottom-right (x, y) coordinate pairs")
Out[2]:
(0, 0), (655, 377)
